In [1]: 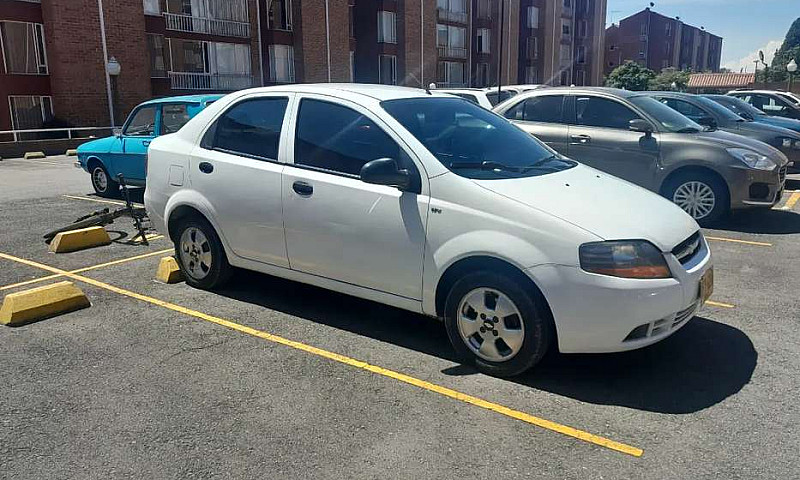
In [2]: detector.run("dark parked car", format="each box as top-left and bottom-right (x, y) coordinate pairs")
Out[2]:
(647, 92), (800, 172)
(727, 90), (800, 120)
(703, 94), (800, 133)
(494, 87), (789, 224)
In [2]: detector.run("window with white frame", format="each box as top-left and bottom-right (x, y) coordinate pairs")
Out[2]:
(269, 44), (295, 82)
(574, 69), (586, 86)
(476, 28), (491, 53)
(143, 0), (160, 15)
(147, 34), (168, 77)
(378, 54), (397, 85)
(562, 19), (571, 36)
(377, 11), (396, 44)
(0, 21), (48, 74)
(166, 0), (249, 22)
(576, 45), (586, 64)
(527, 6), (539, 28)
(437, 24), (466, 48)
(9, 95), (53, 130)
(267, 0), (292, 30)
(437, 60), (465, 86)
(168, 38), (251, 75)
(438, 0), (466, 14)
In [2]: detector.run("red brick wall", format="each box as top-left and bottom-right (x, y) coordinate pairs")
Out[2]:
(400, 0), (436, 88)
(295, 0), (350, 83)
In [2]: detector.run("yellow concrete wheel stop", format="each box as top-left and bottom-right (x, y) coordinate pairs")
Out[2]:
(65, 149), (78, 156)
(49, 226), (112, 253)
(155, 256), (184, 284)
(24, 151), (46, 159)
(0, 281), (90, 326)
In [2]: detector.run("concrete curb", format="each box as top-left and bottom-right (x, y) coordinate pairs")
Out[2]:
(49, 226), (112, 253)
(24, 151), (46, 160)
(0, 281), (90, 326)
(65, 149), (78, 156)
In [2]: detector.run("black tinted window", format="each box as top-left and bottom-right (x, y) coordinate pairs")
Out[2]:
(659, 98), (706, 121)
(213, 97), (288, 159)
(504, 95), (564, 123)
(486, 90), (515, 106)
(576, 96), (641, 129)
(295, 99), (400, 176)
(161, 103), (191, 134)
(453, 93), (479, 105)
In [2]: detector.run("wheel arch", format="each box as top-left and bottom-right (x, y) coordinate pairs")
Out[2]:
(86, 156), (106, 171)
(659, 165), (730, 202)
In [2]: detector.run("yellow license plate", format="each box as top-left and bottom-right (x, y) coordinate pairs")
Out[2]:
(700, 268), (714, 304)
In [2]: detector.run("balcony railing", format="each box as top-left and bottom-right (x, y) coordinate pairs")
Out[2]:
(169, 72), (256, 91)
(436, 8), (468, 24)
(164, 13), (250, 38)
(437, 46), (467, 59)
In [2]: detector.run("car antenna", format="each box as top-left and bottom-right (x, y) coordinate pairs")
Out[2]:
(426, 83), (436, 95)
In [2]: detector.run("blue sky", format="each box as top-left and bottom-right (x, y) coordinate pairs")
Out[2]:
(607, 0), (799, 71)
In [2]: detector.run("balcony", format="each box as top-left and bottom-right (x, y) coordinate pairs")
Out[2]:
(164, 13), (250, 38)
(437, 46), (467, 59)
(169, 72), (256, 91)
(436, 8), (468, 24)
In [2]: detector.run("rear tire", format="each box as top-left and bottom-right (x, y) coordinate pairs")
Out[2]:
(663, 171), (729, 226)
(90, 163), (119, 198)
(444, 271), (552, 377)
(173, 215), (232, 290)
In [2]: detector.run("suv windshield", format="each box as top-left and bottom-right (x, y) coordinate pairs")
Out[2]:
(629, 95), (704, 133)
(381, 97), (575, 179)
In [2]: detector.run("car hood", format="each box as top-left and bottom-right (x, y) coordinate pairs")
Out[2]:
(693, 130), (789, 166)
(730, 121), (800, 141)
(755, 115), (800, 133)
(76, 135), (117, 154)
(472, 164), (698, 252)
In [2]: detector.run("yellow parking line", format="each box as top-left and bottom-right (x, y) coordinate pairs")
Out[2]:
(706, 300), (735, 309)
(705, 236), (772, 247)
(0, 248), (172, 291)
(0, 251), (643, 458)
(782, 191), (800, 211)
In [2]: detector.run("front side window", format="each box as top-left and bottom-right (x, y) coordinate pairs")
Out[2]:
(629, 95), (702, 133)
(0, 21), (48, 74)
(124, 107), (157, 136)
(575, 96), (642, 129)
(377, 11), (396, 43)
(659, 98), (707, 121)
(212, 97), (288, 159)
(160, 104), (191, 135)
(382, 98), (574, 180)
(504, 95), (565, 123)
(295, 99), (400, 177)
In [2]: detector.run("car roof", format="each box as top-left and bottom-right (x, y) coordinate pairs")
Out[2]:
(233, 83), (436, 102)
(140, 94), (224, 106)
(728, 90), (789, 95)
(520, 86), (639, 98)
(435, 88), (486, 94)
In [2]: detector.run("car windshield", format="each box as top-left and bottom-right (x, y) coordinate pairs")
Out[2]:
(777, 92), (800, 105)
(381, 97), (575, 180)
(709, 96), (764, 119)
(693, 95), (746, 123)
(629, 95), (704, 133)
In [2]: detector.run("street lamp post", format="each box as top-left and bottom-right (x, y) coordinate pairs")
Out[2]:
(106, 57), (122, 127)
(788, 59), (798, 93)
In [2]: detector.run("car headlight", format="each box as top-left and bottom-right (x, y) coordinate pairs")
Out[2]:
(727, 147), (776, 170)
(579, 240), (671, 279)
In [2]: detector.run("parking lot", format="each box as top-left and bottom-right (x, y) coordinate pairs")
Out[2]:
(2, 154), (800, 478)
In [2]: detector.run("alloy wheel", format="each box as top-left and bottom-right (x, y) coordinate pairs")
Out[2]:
(456, 288), (525, 362)
(673, 181), (716, 220)
(92, 167), (108, 193)
(179, 227), (213, 280)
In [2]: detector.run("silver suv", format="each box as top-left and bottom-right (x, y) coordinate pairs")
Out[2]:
(494, 87), (789, 225)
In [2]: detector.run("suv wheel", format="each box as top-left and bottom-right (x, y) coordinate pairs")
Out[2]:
(90, 164), (119, 198)
(174, 216), (232, 290)
(444, 271), (551, 377)
(664, 172), (728, 225)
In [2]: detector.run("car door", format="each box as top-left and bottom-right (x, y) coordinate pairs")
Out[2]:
(117, 105), (159, 182)
(567, 94), (660, 189)
(282, 95), (428, 300)
(189, 93), (293, 267)
(502, 94), (570, 155)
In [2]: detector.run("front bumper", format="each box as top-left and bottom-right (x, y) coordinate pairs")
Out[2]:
(727, 164), (786, 209)
(528, 235), (713, 354)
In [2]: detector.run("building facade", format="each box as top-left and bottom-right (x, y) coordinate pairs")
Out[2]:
(605, 7), (722, 76)
(0, 0), (607, 133)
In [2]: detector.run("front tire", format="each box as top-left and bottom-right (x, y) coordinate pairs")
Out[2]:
(663, 172), (729, 226)
(444, 271), (552, 377)
(90, 163), (119, 198)
(174, 216), (232, 290)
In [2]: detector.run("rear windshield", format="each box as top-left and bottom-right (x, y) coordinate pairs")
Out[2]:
(381, 97), (575, 180)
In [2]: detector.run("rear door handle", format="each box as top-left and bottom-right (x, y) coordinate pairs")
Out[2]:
(198, 161), (214, 174)
(292, 181), (313, 196)
(570, 134), (592, 144)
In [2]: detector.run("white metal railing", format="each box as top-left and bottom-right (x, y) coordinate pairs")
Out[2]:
(0, 126), (113, 143)
(163, 13), (250, 38)
(436, 8), (468, 24)
(437, 46), (468, 59)
(169, 71), (256, 90)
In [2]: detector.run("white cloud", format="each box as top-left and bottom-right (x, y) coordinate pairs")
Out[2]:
(723, 40), (782, 73)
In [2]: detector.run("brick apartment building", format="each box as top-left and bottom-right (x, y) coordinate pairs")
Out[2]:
(605, 7), (722, 76)
(0, 0), (606, 133)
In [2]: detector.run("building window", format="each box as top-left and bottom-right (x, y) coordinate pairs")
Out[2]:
(476, 62), (489, 87)
(578, 20), (588, 38)
(526, 37), (538, 60)
(269, 44), (295, 82)
(9, 95), (53, 131)
(0, 22), (48, 75)
(147, 34), (168, 78)
(580, 0), (592, 13)
(437, 24), (467, 58)
(574, 69), (586, 86)
(477, 0), (491, 19)
(665, 22), (672, 36)
(378, 54), (397, 85)
(562, 19), (571, 36)
(377, 11), (396, 44)
(639, 50), (645, 58)
(267, 0), (292, 30)
(437, 60), (465, 86)
(166, 0), (249, 22)
(476, 28), (491, 54)
(560, 44), (571, 67)
(527, 6), (539, 28)
(438, 0), (466, 14)
(609, 44), (616, 51)
(143, 0), (160, 15)
(349, 51), (354, 82)
(563, 0), (572, 9)
(525, 66), (537, 84)
(640, 23), (648, 34)
(576, 45), (586, 64)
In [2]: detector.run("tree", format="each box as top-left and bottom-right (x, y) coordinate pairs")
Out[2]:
(648, 67), (691, 91)
(767, 17), (800, 82)
(605, 61), (656, 91)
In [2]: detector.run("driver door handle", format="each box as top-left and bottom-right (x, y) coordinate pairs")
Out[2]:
(292, 181), (313, 196)
(570, 134), (592, 144)
(142, 140), (151, 147)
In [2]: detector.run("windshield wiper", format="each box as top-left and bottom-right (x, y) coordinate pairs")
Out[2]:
(520, 154), (561, 172)
(449, 161), (521, 172)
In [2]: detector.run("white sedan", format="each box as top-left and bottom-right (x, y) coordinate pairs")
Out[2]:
(144, 84), (713, 377)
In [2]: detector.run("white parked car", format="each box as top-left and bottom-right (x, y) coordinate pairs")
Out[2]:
(145, 84), (713, 377)
(435, 88), (493, 109)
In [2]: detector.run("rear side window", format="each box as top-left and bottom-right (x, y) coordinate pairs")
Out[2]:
(160, 104), (191, 135)
(294, 99), (400, 177)
(575, 96), (641, 129)
(504, 95), (565, 123)
(212, 97), (289, 160)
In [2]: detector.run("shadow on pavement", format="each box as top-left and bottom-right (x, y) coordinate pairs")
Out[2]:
(711, 208), (800, 235)
(218, 270), (756, 415)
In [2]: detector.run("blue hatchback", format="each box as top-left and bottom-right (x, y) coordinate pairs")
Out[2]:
(76, 94), (222, 196)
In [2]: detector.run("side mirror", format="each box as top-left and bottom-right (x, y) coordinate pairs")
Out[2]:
(629, 119), (653, 134)
(697, 116), (718, 130)
(113, 128), (123, 137)
(360, 158), (411, 190)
